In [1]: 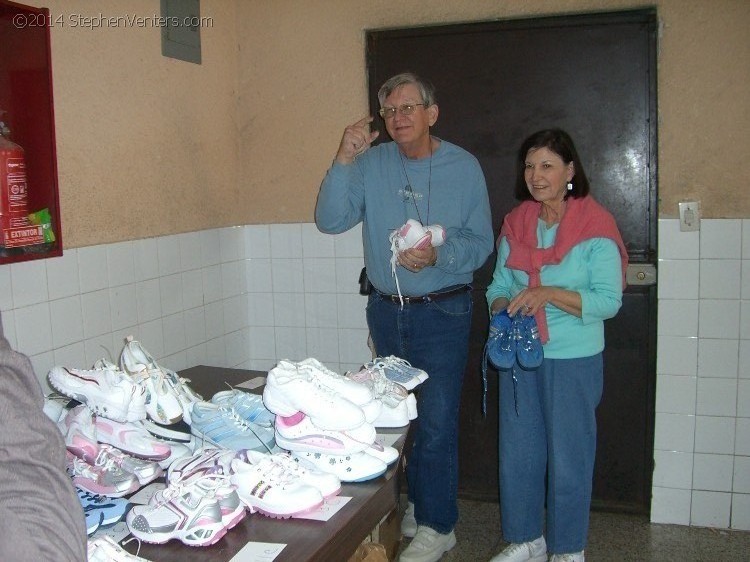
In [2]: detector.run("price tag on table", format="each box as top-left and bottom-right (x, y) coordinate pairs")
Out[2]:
(293, 495), (352, 521)
(229, 541), (286, 561)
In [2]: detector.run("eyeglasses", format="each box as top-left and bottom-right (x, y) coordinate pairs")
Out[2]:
(378, 103), (425, 119)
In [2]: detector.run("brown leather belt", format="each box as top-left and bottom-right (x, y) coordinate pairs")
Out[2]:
(375, 284), (472, 305)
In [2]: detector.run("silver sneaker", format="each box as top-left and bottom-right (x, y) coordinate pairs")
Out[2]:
(490, 536), (547, 562)
(400, 525), (456, 562)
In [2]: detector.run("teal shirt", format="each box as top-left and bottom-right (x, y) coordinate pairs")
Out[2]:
(486, 220), (623, 359)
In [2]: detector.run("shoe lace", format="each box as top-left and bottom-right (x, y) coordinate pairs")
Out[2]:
(502, 542), (531, 556)
(121, 536), (145, 560)
(70, 456), (101, 479)
(167, 370), (202, 401)
(93, 449), (122, 473)
(98, 445), (126, 466)
(220, 407), (274, 454)
(382, 356), (415, 373)
(388, 230), (405, 307)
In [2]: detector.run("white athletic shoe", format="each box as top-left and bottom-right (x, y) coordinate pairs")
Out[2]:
(290, 450), (388, 483)
(119, 336), (183, 425)
(48, 363), (145, 423)
(263, 362), (365, 430)
(274, 411), (376, 455)
(399, 526), (456, 562)
(230, 452), (324, 518)
(490, 536), (548, 562)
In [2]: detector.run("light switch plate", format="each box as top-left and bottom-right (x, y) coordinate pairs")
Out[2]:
(678, 200), (701, 232)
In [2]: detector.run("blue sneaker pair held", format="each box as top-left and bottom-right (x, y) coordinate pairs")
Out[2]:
(486, 309), (544, 370)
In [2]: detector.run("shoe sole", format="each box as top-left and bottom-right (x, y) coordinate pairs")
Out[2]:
(274, 430), (370, 455)
(138, 418), (193, 443)
(235, 489), (324, 520)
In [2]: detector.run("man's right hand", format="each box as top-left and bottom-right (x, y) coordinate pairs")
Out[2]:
(335, 116), (380, 164)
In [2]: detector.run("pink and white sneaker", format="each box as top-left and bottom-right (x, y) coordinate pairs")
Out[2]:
(126, 474), (228, 546)
(391, 219), (446, 250)
(251, 451), (341, 499)
(58, 404), (100, 460)
(97, 444), (163, 486)
(274, 411), (376, 455)
(229, 452), (324, 519)
(66, 451), (140, 498)
(94, 416), (171, 461)
(154, 464), (246, 531)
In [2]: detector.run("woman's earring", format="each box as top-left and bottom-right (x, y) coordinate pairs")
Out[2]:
(567, 182), (573, 191)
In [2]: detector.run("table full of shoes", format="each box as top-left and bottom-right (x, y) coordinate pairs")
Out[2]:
(44, 336), (428, 561)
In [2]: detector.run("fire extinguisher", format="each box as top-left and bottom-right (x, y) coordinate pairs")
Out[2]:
(0, 118), (30, 238)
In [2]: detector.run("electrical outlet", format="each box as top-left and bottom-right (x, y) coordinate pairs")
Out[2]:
(679, 200), (701, 232)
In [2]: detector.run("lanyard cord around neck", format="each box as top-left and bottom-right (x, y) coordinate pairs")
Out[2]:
(398, 139), (433, 227)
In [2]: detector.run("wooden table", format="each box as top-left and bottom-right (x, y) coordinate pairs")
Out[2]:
(124, 365), (407, 562)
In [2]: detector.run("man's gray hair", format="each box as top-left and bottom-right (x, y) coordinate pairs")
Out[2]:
(377, 72), (436, 108)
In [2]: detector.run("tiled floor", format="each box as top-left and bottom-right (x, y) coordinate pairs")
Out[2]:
(397, 498), (750, 561)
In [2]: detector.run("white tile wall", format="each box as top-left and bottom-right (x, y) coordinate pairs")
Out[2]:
(3, 217), (749, 530)
(0, 223), (370, 393)
(653, 219), (750, 530)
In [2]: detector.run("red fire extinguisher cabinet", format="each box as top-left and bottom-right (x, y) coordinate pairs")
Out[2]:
(0, 0), (62, 264)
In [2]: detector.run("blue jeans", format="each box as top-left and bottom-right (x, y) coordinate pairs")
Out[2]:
(367, 290), (473, 534)
(498, 354), (603, 554)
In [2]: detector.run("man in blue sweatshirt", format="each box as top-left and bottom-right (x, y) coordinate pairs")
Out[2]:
(316, 72), (493, 562)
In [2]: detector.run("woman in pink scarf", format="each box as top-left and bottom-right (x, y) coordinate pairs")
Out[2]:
(486, 129), (627, 562)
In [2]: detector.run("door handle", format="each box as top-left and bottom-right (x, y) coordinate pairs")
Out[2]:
(626, 263), (657, 286)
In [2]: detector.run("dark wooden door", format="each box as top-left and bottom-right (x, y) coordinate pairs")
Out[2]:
(367, 9), (658, 513)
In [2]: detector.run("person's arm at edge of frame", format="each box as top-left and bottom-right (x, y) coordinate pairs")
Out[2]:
(0, 324), (87, 561)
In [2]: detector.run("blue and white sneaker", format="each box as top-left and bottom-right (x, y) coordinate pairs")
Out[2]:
(210, 389), (275, 428)
(78, 489), (130, 528)
(365, 356), (428, 391)
(190, 401), (275, 453)
(84, 508), (103, 536)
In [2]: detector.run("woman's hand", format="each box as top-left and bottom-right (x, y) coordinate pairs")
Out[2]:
(508, 286), (582, 318)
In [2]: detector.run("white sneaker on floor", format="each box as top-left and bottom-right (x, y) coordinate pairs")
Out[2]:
(401, 501), (417, 538)
(399, 525), (456, 562)
(549, 552), (584, 562)
(490, 536), (547, 562)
